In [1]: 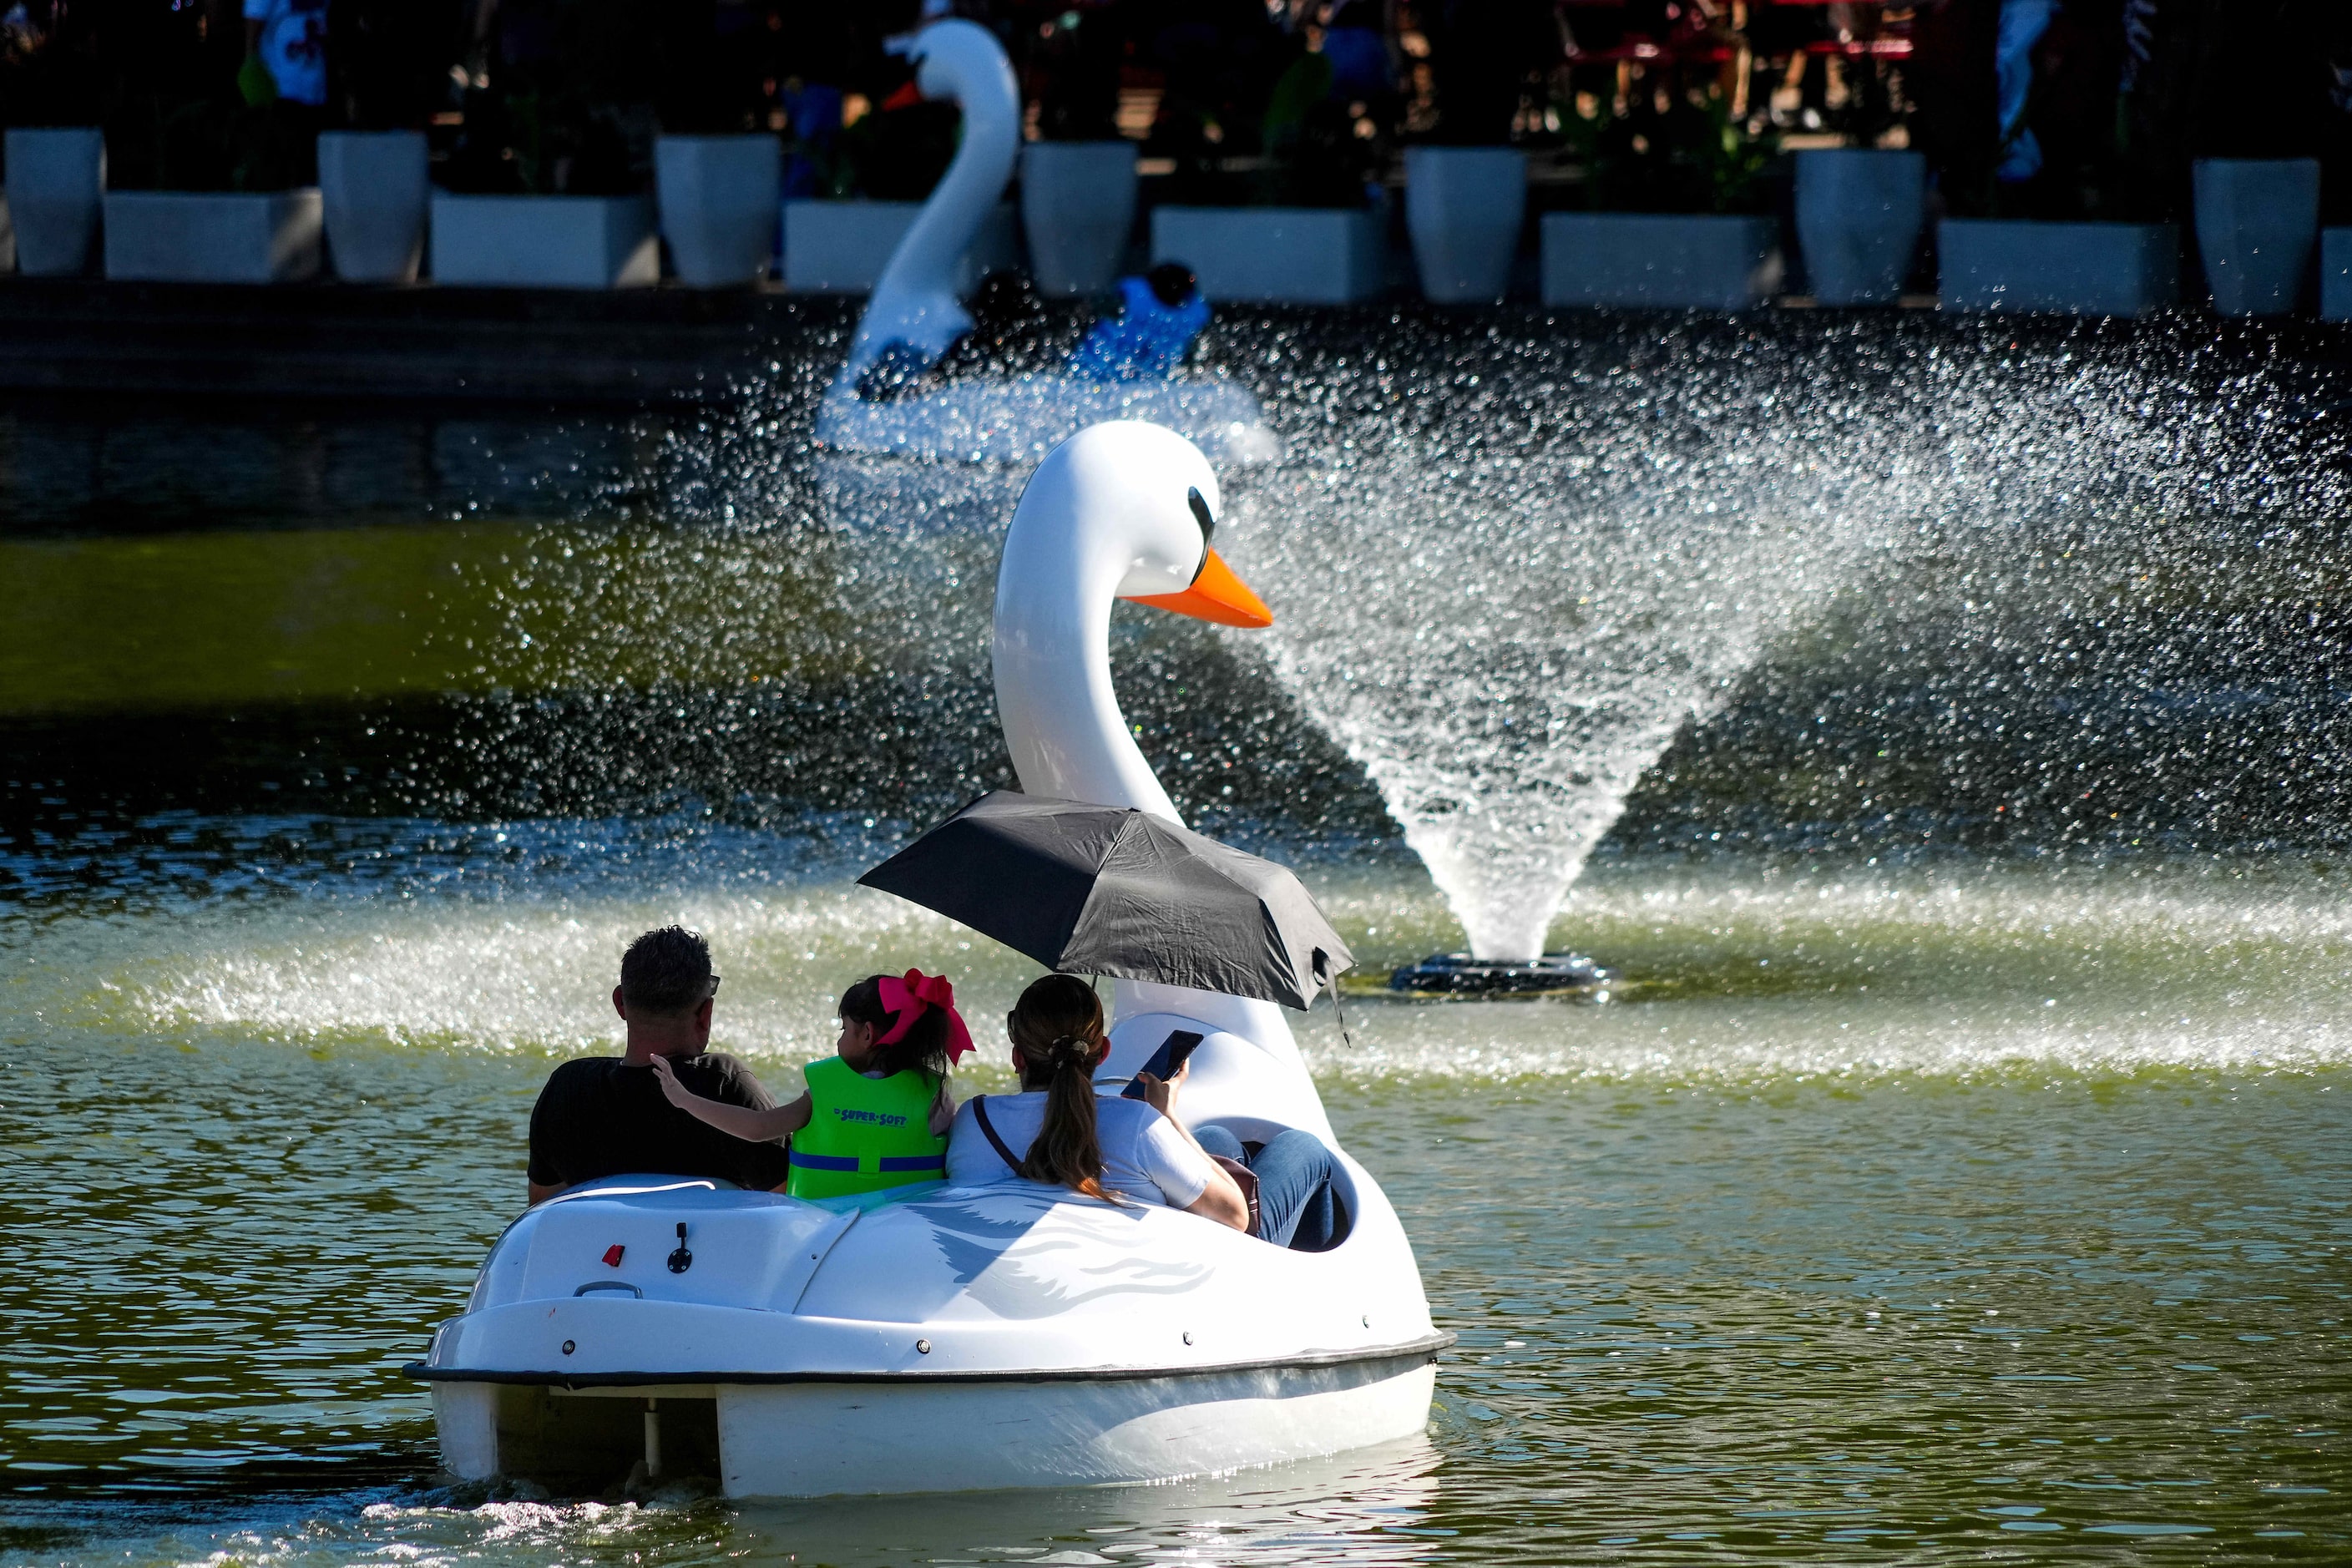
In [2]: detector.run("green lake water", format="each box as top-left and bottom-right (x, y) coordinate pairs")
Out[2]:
(4, 314), (2350, 1565)
(4, 862), (2347, 1564)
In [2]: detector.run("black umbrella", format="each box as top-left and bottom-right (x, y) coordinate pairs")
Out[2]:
(857, 792), (1353, 1010)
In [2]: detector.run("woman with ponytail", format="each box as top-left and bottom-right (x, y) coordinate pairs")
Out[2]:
(945, 974), (1250, 1228)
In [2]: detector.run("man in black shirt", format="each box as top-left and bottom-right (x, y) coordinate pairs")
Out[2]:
(525, 926), (793, 1204)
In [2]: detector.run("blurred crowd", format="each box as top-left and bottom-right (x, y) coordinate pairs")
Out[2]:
(3, 0), (2349, 220)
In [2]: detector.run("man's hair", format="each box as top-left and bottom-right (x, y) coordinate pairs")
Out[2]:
(620, 926), (716, 1015)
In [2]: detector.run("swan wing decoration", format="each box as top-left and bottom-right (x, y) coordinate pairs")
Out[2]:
(814, 24), (1281, 471)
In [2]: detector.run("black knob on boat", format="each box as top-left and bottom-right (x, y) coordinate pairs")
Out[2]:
(667, 1222), (692, 1274)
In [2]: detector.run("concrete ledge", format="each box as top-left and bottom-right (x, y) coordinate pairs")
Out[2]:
(1939, 220), (2178, 317)
(1540, 213), (1780, 309)
(1152, 205), (1383, 304)
(104, 190), (321, 284)
(430, 194), (660, 290)
(2321, 229), (2352, 322)
(781, 200), (1015, 294)
(0, 276), (856, 403)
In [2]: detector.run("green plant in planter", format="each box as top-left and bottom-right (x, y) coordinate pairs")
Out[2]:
(1567, 84), (1777, 215)
(1138, 8), (1291, 205)
(832, 99), (960, 200)
(440, 0), (652, 195)
(1821, 55), (1906, 152)
(88, 3), (253, 193)
(653, 0), (771, 135)
(1, 0), (104, 131)
(328, 0), (449, 131)
(1023, 3), (1120, 142)
(1257, 51), (1379, 208)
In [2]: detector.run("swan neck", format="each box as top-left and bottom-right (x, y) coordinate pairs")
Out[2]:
(849, 29), (1020, 372)
(993, 553), (1172, 819)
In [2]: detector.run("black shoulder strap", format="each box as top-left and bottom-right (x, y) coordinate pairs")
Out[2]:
(969, 1095), (1024, 1172)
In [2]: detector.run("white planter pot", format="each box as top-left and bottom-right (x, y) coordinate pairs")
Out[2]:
(1020, 141), (1137, 297)
(2323, 229), (2352, 322)
(1794, 149), (1925, 306)
(318, 130), (427, 283)
(1151, 205), (1383, 304)
(6, 126), (106, 276)
(656, 134), (781, 288)
(1540, 213), (1781, 309)
(1404, 146), (1525, 304)
(1939, 220), (2177, 316)
(104, 189), (321, 283)
(429, 194), (660, 289)
(782, 199), (1017, 294)
(2193, 158), (2318, 316)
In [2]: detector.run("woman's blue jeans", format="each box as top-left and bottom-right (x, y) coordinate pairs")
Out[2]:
(1196, 1126), (1341, 1250)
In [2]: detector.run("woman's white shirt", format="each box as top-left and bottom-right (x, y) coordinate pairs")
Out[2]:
(945, 1090), (1214, 1207)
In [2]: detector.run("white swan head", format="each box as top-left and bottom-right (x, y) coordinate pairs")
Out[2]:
(994, 422), (1270, 822)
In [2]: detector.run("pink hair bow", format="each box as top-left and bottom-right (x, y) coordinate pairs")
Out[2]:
(877, 969), (974, 1065)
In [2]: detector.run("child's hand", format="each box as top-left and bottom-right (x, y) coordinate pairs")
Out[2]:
(648, 1054), (694, 1108)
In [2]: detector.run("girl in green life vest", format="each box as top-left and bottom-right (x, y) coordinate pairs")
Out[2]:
(650, 969), (972, 1201)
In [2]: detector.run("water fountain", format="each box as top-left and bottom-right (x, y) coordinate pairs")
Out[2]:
(1219, 315), (2349, 993)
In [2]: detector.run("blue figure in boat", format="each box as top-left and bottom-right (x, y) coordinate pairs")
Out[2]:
(1069, 265), (1213, 382)
(812, 18), (1277, 470)
(857, 263), (1214, 402)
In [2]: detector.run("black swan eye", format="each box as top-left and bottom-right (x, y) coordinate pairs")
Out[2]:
(1187, 488), (1215, 544)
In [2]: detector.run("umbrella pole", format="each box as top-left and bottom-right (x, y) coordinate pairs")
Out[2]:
(1315, 951), (1354, 1049)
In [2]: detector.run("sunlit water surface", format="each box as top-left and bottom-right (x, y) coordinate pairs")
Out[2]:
(5, 313), (2352, 1565)
(3, 845), (2347, 1566)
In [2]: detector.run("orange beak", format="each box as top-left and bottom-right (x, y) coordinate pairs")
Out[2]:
(1125, 549), (1274, 629)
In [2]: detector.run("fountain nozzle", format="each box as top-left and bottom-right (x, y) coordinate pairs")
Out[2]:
(1388, 952), (1613, 998)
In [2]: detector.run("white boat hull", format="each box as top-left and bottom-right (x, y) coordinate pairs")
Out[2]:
(433, 1355), (1434, 1499)
(418, 1014), (1443, 1498)
(717, 1358), (1435, 1497)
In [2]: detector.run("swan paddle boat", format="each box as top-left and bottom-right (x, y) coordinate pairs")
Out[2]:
(813, 19), (1280, 532)
(412, 422), (1441, 1497)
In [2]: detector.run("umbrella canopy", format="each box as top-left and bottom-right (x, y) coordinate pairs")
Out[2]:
(858, 792), (1353, 1009)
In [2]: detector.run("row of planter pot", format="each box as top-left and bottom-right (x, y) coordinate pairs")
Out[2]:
(0, 127), (771, 287)
(1155, 152), (2339, 318)
(6, 127), (2349, 316)
(1531, 151), (2333, 318)
(1176, 147), (2341, 316)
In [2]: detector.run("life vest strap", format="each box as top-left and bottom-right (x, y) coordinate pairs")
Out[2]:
(788, 1150), (860, 1171)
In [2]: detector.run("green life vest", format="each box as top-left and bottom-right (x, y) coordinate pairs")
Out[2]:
(787, 1056), (948, 1201)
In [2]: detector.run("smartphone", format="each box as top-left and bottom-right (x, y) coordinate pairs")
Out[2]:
(1120, 1029), (1205, 1100)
